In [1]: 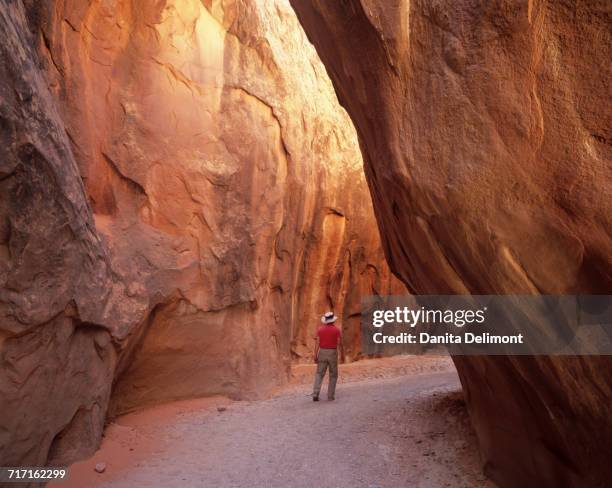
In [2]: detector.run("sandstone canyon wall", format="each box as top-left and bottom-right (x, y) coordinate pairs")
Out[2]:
(0, 0), (402, 467)
(1, 1), (120, 468)
(289, 1), (611, 487)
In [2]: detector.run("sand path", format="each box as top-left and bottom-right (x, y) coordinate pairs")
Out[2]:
(58, 358), (494, 488)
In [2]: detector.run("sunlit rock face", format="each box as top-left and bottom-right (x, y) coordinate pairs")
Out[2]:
(289, 1), (612, 487)
(0, 0), (402, 466)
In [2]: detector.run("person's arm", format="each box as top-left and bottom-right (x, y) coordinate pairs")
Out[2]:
(314, 334), (320, 364)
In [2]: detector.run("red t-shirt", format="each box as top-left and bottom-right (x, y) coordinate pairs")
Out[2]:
(317, 325), (341, 349)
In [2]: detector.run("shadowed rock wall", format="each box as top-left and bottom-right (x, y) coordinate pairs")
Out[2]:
(0, 0), (402, 466)
(289, 1), (612, 487)
(0, 2), (121, 467)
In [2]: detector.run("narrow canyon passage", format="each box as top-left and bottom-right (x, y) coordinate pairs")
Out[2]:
(1, 0), (610, 487)
(58, 358), (491, 488)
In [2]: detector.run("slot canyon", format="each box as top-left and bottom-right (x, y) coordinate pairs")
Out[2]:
(0, 0), (610, 487)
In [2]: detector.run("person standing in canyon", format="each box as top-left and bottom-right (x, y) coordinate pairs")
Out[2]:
(313, 312), (344, 401)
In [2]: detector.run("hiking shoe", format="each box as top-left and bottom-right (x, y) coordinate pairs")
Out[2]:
(328, 397), (335, 401)
(313, 395), (319, 402)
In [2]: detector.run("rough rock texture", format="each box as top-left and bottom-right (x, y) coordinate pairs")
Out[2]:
(0, 2), (120, 467)
(0, 0), (402, 467)
(289, 1), (611, 487)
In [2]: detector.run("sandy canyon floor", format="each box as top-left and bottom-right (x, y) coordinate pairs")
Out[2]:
(55, 356), (494, 488)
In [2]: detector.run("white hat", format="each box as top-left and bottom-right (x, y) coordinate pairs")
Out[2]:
(321, 311), (338, 324)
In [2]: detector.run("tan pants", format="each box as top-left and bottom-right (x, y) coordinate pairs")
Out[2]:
(313, 348), (338, 399)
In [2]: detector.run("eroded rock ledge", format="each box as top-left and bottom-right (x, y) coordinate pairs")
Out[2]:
(289, 1), (612, 487)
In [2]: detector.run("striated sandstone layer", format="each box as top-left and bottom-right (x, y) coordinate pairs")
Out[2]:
(289, 1), (612, 487)
(0, 0), (402, 467)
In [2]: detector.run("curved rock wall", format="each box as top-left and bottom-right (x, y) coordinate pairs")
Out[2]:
(0, 2), (118, 467)
(0, 0), (402, 466)
(289, 1), (612, 487)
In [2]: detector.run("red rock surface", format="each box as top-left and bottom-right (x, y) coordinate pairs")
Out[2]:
(289, 1), (611, 487)
(0, 2), (118, 468)
(0, 0), (402, 467)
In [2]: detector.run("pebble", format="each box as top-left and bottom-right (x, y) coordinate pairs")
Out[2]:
(94, 462), (106, 473)
(217, 407), (227, 412)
